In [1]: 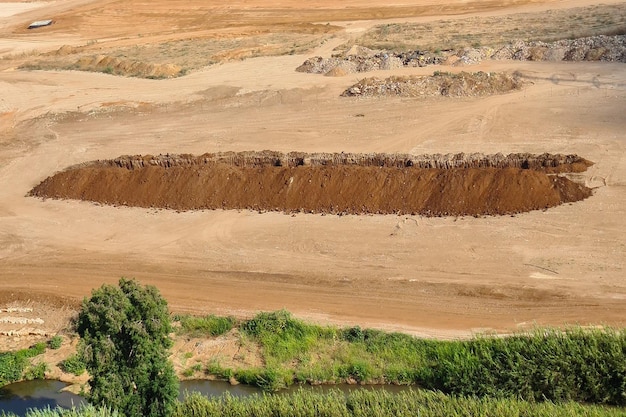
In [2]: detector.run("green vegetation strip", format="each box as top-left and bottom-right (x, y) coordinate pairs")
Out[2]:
(2, 390), (625, 417)
(174, 314), (236, 337)
(199, 311), (626, 406)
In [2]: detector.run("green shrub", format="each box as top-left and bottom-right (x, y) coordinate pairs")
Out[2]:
(77, 278), (178, 417)
(48, 336), (63, 350)
(182, 364), (202, 378)
(61, 354), (86, 376)
(0, 343), (48, 385)
(241, 310), (334, 365)
(24, 362), (47, 380)
(0, 352), (27, 385)
(30, 343), (47, 356)
(206, 360), (234, 380)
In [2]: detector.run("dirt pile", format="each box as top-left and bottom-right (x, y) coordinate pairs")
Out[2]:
(102, 151), (590, 172)
(71, 55), (183, 78)
(341, 72), (524, 98)
(296, 48), (444, 76)
(29, 152), (592, 217)
(297, 35), (626, 76)
(492, 35), (626, 62)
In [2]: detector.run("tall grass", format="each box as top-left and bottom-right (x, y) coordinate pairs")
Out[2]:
(174, 390), (625, 417)
(1, 405), (120, 417)
(2, 390), (623, 417)
(175, 314), (236, 337)
(423, 328), (626, 404)
(352, 3), (626, 52)
(235, 311), (626, 405)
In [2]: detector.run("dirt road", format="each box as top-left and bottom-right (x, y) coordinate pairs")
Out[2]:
(0, 0), (625, 339)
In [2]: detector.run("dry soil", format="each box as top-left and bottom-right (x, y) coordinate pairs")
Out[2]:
(0, 0), (625, 342)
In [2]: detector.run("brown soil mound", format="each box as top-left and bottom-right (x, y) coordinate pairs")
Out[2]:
(29, 152), (593, 216)
(342, 72), (524, 98)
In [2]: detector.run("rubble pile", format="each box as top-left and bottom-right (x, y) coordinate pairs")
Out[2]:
(341, 72), (524, 98)
(297, 35), (626, 76)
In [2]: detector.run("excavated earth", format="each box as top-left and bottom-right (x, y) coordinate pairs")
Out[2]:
(297, 35), (626, 76)
(341, 72), (524, 98)
(29, 152), (593, 217)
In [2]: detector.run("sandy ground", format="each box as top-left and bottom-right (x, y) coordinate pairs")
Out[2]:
(0, 0), (625, 342)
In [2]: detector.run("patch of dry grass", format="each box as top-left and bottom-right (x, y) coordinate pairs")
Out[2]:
(351, 3), (626, 52)
(17, 31), (333, 78)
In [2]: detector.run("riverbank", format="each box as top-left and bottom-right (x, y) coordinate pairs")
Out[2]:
(2, 310), (625, 406)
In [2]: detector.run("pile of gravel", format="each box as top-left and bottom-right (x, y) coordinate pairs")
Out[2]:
(297, 35), (626, 76)
(341, 71), (524, 98)
(491, 34), (626, 62)
(296, 47), (444, 76)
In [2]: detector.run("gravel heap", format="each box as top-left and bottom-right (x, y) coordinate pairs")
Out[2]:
(296, 48), (445, 76)
(297, 35), (626, 76)
(341, 71), (524, 98)
(491, 34), (626, 62)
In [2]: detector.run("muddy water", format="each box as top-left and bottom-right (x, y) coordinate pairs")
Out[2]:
(0, 380), (85, 416)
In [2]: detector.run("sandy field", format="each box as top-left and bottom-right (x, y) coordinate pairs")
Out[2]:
(0, 0), (625, 343)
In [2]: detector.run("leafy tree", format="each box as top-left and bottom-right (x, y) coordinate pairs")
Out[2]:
(77, 278), (179, 417)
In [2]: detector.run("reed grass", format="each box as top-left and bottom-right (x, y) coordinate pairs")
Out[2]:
(174, 314), (236, 337)
(234, 311), (626, 405)
(2, 390), (624, 417)
(173, 389), (625, 417)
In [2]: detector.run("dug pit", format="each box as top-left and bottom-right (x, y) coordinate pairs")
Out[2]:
(28, 151), (593, 217)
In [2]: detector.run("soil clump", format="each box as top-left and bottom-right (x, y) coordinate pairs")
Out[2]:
(29, 152), (593, 217)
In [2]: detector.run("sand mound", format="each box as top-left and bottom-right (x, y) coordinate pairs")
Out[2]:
(73, 55), (182, 78)
(28, 152), (592, 217)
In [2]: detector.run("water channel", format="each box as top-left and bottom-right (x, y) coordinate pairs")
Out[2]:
(0, 379), (413, 416)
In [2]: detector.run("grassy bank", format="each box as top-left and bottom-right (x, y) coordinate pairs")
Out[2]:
(179, 310), (626, 406)
(2, 310), (624, 407)
(3, 389), (625, 417)
(0, 343), (47, 386)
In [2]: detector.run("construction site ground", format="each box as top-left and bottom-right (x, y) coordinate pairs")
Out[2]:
(0, 0), (625, 353)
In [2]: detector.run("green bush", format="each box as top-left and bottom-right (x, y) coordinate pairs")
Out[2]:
(61, 354), (86, 376)
(24, 362), (47, 380)
(206, 360), (234, 380)
(30, 343), (47, 356)
(242, 310), (335, 365)
(0, 343), (48, 385)
(48, 336), (63, 350)
(76, 278), (179, 417)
